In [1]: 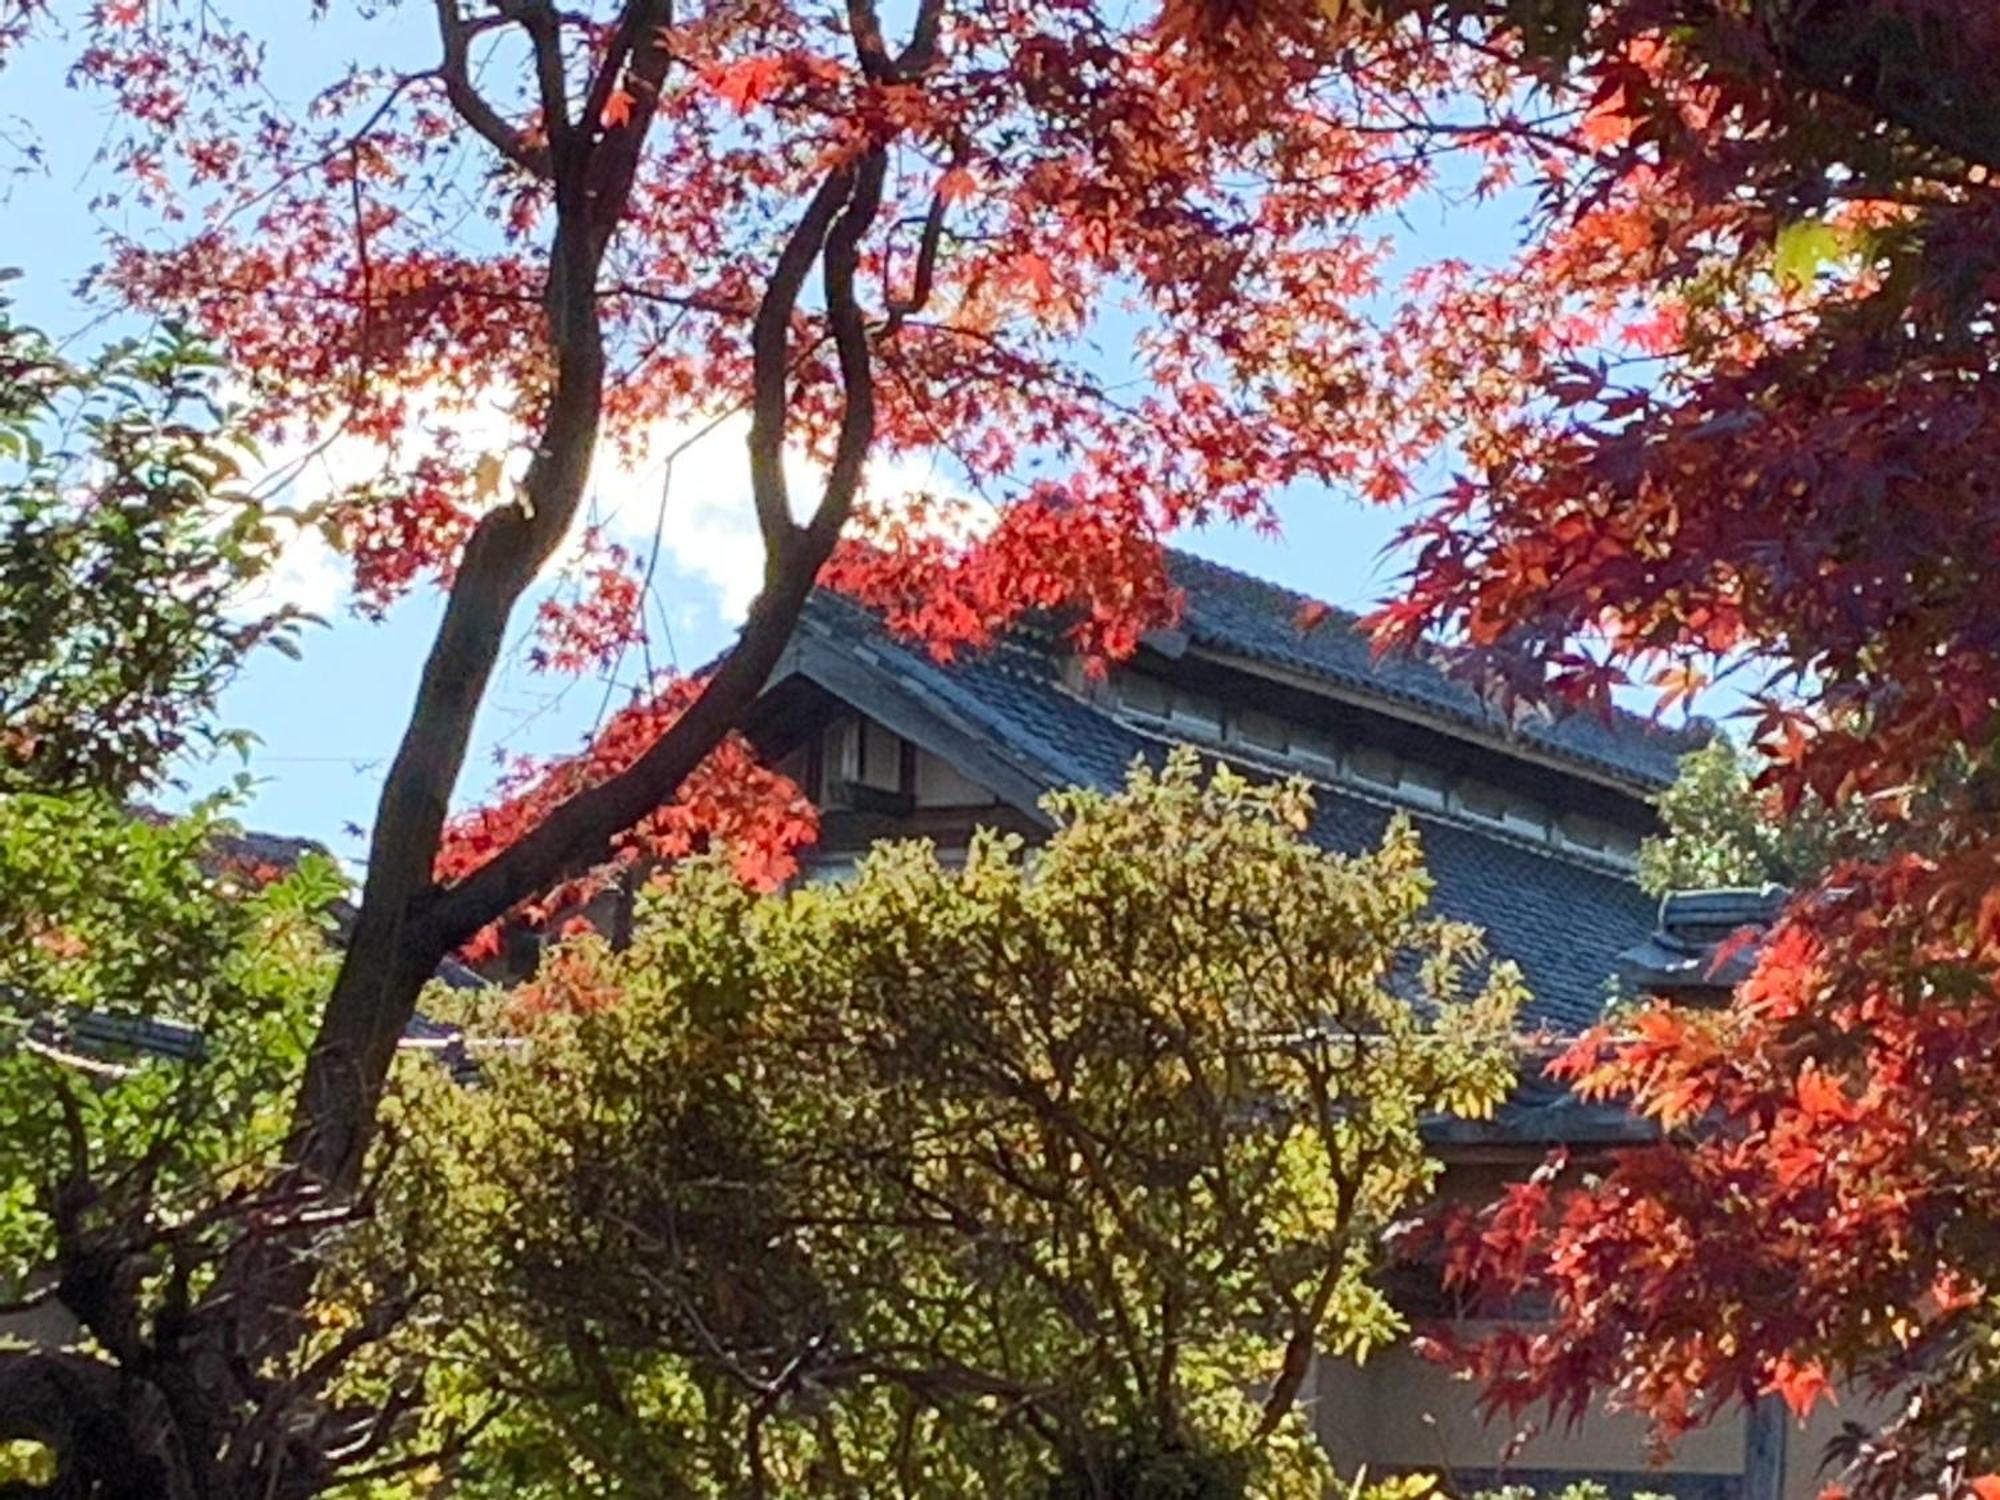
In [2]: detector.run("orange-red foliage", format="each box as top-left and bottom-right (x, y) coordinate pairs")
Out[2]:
(32, 0), (2000, 1487)
(1247, 3), (2000, 1493)
(45, 0), (1540, 935)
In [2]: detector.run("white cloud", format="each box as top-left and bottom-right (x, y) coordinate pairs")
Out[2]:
(238, 396), (973, 627)
(584, 413), (977, 624)
(232, 519), (348, 620)
(233, 395), (528, 621)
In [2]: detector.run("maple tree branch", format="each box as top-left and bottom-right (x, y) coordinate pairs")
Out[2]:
(747, 165), (865, 564)
(897, 0), (947, 75)
(418, 608), (787, 951)
(421, 150), (891, 952)
(884, 163), (957, 333)
(496, 0), (574, 152)
(845, 0), (895, 81)
(584, 0), (675, 251)
(606, 281), (754, 317)
(578, 0), (648, 139)
(807, 146), (889, 554)
(434, 0), (553, 178)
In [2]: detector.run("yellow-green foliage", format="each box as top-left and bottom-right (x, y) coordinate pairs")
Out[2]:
(1637, 737), (1877, 897)
(0, 1440), (56, 1487)
(0, 792), (341, 1304)
(391, 752), (1524, 1499)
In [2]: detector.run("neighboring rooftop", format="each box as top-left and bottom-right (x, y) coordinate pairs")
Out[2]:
(1161, 551), (1704, 792)
(1616, 886), (1788, 995)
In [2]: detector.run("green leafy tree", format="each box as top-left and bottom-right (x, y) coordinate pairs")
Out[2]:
(0, 290), (302, 797)
(394, 753), (1524, 1499)
(1637, 738), (1872, 897)
(0, 794), (352, 1496)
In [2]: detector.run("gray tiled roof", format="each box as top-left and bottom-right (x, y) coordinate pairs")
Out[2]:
(1164, 552), (1703, 791)
(794, 588), (1658, 1033)
(1616, 886), (1787, 994)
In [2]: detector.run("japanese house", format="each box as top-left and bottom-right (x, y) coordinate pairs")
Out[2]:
(732, 549), (1828, 1500)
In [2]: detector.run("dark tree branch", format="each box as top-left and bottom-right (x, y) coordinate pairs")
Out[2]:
(896, 0), (947, 76)
(845, 0), (895, 81)
(583, 0), (676, 251)
(884, 147), (960, 335)
(434, 0), (553, 178)
(329, 1401), (501, 1487)
(579, 7), (639, 133)
(807, 146), (889, 556)
(420, 149), (891, 951)
(606, 281), (755, 317)
(501, 0), (575, 158)
(746, 166), (865, 562)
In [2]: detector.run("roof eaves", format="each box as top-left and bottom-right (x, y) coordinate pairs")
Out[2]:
(1164, 551), (1693, 792)
(1180, 636), (1678, 796)
(789, 609), (1077, 819)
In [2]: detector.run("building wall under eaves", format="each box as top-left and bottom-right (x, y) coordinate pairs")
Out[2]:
(1310, 1334), (1882, 1500)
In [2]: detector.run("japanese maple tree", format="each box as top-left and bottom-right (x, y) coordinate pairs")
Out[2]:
(0, 0), (1526, 1493)
(1154, 1), (2000, 1495)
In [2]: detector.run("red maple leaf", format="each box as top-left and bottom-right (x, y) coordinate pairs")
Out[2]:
(705, 56), (783, 113)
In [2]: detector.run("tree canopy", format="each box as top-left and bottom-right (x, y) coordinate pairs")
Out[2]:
(0, 298), (300, 796)
(386, 754), (1522, 1498)
(1184, 3), (2000, 1493)
(1635, 739), (1871, 899)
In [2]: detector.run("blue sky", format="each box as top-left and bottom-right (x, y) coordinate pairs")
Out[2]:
(3, 5), (1539, 858)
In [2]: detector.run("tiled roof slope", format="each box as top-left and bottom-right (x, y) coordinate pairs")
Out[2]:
(796, 590), (1656, 1032)
(1165, 551), (1701, 791)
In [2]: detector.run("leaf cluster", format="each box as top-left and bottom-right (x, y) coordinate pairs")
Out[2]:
(0, 791), (341, 1311)
(389, 752), (1523, 1499)
(0, 288), (304, 798)
(1636, 738), (1876, 897)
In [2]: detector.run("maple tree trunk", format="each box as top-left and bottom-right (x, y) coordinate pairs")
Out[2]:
(216, 18), (885, 1496)
(294, 203), (609, 1191)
